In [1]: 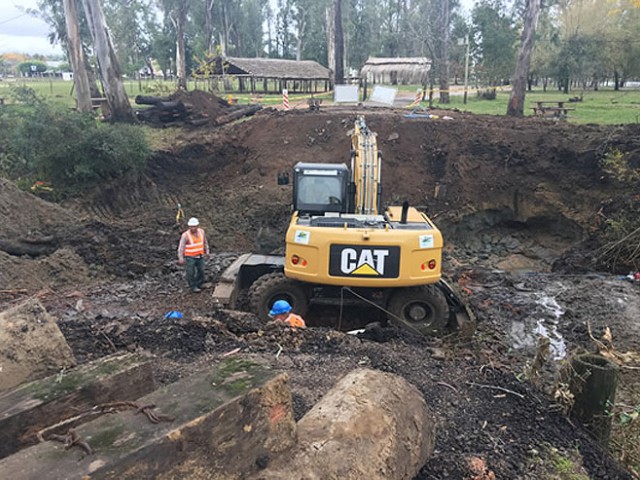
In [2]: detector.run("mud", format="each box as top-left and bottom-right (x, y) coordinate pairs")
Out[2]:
(1, 102), (639, 478)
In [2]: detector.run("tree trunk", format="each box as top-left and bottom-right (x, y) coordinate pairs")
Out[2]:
(438, 0), (450, 104)
(569, 354), (618, 448)
(614, 70), (620, 91)
(296, 19), (306, 61)
(81, 0), (135, 123)
(174, 1), (189, 90)
(63, 0), (92, 112)
(333, 0), (344, 85)
(507, 0), (540, 117)
(326, 6), (335, 85)
(204, 0), (215, 55)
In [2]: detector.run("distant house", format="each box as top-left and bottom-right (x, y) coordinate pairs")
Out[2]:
(360, 57), (431, 85)
(198, 56), (331, 94)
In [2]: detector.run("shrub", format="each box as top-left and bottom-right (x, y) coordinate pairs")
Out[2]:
(0, 87), (149, 189)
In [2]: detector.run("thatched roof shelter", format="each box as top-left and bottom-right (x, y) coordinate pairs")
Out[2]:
(198, 56), (331, 94)
(360, 57), (431, 85)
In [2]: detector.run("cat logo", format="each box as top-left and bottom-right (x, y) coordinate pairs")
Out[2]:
(329, 245), (400, 278)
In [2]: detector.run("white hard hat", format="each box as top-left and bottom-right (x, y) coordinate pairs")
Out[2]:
(187, 217), (199, 226)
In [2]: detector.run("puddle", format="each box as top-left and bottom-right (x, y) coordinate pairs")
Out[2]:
(510, 292), (567, 360)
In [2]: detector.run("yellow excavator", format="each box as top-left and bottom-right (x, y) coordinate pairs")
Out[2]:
(213, 116), (473, 336)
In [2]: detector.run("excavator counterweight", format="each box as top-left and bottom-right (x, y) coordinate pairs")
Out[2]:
(213, 116), (474, 337)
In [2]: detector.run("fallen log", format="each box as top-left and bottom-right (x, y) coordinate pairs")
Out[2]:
(155, 101), (187, 112)
(0, 360), (295, 480)
(215, 105), (262, 126)
(20, 235), (56, 245)
(134, 95), (171, 105)
(0, 353), (155, 459)
(186, 117), (212, 126)
(0, 239), (56, 257)
(252, 368), (436, 480)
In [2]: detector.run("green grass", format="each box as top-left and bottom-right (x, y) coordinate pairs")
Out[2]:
(424, 87), (640, 124)
(2, 78), (639, 125)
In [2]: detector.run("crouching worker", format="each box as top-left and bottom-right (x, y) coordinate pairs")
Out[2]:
(177, 217), (210, 293)
(268, 300), (306, 329)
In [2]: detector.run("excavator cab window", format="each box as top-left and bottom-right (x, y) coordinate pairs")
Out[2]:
(293, 163), (349, 215)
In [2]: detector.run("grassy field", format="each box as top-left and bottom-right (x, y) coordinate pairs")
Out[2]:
(1, 77), (639, 125)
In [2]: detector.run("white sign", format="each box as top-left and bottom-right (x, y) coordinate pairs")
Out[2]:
(370, 86), (397, 106)
(334, 85), (359, 103)
(419, 234), (434, 249)
(294, 230), (310, 245)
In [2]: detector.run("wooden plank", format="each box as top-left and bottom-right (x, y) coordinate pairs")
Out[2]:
(0, 353), (156, 459)
(0, 359), (295, 480)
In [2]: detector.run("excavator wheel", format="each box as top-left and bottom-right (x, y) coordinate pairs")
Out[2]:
(248, 272), (309, 322)
(387, 285), (450, 336)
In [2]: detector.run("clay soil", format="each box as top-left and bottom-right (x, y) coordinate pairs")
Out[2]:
(1, 96), (640, 479)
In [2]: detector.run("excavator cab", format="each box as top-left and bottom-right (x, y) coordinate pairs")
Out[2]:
(292, 163), (349, 215)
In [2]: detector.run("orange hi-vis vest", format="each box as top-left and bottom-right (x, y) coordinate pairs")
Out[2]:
(284, 313), (306, 329)
(184, 229), (205, 257)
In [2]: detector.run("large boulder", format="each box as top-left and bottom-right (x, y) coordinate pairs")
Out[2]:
(253, 368), (436, 480)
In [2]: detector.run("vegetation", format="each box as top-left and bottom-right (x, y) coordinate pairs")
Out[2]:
(0, 87), (149, 192)
(0, 0), (635, 95)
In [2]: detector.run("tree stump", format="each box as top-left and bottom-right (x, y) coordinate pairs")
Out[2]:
(569, 354), (618, 448)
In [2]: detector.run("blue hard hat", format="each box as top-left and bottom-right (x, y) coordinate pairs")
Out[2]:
(269, 300), (292, 316)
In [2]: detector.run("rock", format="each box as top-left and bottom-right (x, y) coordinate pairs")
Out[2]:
(252, 368), (436, 480)
(0, 299), (76, 392)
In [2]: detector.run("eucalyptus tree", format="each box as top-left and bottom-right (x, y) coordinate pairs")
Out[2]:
(102, 0), (156, 76)
(63, 0), (92, 112)
(343, 0), (381, 69)
(33, 0), (102, 98)
(82, 0), (136, 122)
(471, 0), (517, 86)
(555, 0), (640, 90)
(507, 0), (541, 116)
(529, 8), (559, 91)
(334, 0), (345, 83)
(298, 0), (330, 64)
(158, 0), (190, 89)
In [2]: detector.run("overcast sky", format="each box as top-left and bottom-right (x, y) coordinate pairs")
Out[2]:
(0, 0), (63, 56)
(1, 0), (475, 57)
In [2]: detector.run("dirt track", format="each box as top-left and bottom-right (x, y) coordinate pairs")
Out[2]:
(1, 98), (639, 478)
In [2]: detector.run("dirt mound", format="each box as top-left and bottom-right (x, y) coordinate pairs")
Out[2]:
(0, 298), (76, 391)
(0, 179), (70, 241)
(170, 89), (236, 121)
(0, 248), (95, 292)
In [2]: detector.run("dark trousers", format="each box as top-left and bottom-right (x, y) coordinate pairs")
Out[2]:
(185, 256), (205, 290)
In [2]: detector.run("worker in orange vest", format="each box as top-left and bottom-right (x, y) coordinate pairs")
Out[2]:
(177, 217), (210, 293)
(268, 300), (306, 329)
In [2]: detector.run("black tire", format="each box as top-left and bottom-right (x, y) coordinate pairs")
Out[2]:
(248, 272), (309, 321)
(387, 285), (450, 336)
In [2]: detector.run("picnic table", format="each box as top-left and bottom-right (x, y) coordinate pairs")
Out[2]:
(531, 100), (575, 119)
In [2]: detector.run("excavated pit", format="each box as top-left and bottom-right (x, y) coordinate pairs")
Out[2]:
(1, 105), (639, 479)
